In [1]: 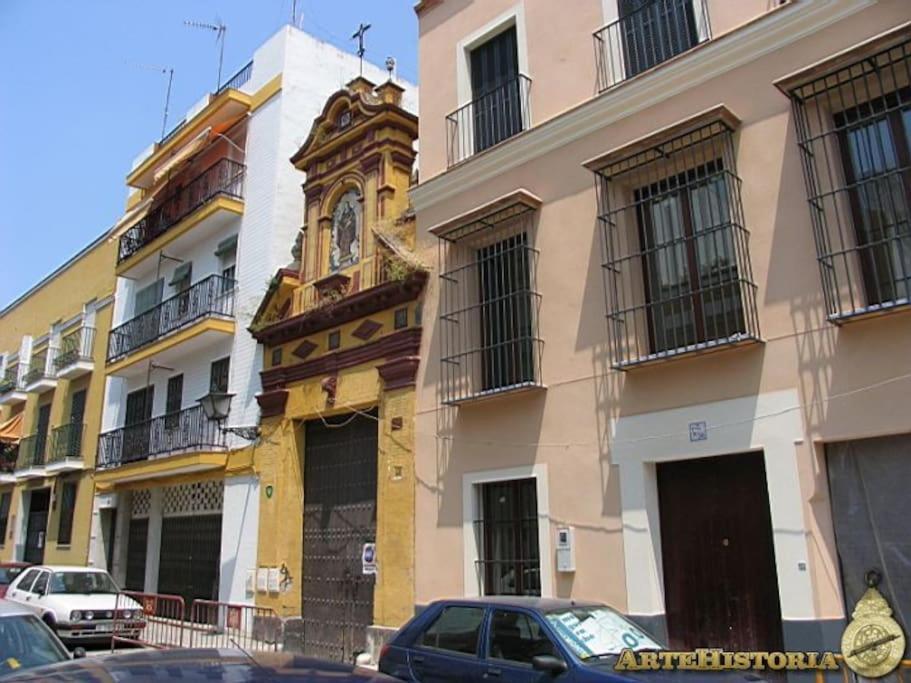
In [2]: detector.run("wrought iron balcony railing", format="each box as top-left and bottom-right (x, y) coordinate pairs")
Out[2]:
(55, 327), (95, 371)
(216, 60), (253, 95)
(16, 433), (48, 471)
(594, 0), (711, 92)
(0, 367), (21, 394)
(23, 349), (56, 387)
(107, 274), (236, 363)
(118, 158), (246, 263)
(97, 405), (227, 470)
(50, 422), (84, 464)
(447, 74), (531, 167)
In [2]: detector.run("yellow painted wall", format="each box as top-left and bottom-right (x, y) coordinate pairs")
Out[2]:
(0, 237), (116, 564)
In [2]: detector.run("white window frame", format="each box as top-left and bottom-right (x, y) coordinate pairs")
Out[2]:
(455, 4), (530, 111)
(462, 463), (553, 598)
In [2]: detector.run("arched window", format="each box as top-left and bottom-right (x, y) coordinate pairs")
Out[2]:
(330, 189), (361, 271)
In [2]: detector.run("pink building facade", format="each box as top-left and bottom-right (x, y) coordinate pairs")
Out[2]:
(411, 0), (911, 656)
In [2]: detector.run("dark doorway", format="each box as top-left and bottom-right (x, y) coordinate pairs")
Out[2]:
(124, 517), (148, 592)
(470, 26), (523, 153)
(24, 488), (50, 564)
(302, 411), (378, 662)
(657, 452), (783, 651)
(157, 514), (222, 616)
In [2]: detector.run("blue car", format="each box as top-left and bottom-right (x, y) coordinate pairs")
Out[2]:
(378, 597), (766, 682)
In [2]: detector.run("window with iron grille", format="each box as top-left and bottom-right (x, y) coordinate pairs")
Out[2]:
(785, 36), (911, 321)
(591, 115), (760, 368)
(57, 480), (77, 546)
(0, 492), (10, 545)
(437, 200), (543, 404)
(474, 478), (541, 597)
(209, 357), (230, 393)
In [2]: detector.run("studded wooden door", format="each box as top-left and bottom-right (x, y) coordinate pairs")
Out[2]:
(302, 411), (378, 662)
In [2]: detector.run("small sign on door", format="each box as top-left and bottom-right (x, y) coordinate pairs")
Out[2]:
(689, 421), (708, 442)
(362, 542), (377, 575)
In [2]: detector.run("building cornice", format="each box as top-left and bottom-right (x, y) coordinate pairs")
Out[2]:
(409, 0), (876, 214)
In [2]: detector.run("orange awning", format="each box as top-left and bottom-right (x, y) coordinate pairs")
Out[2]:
(0, 413), (22, 444)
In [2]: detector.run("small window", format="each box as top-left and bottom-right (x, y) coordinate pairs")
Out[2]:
(420, 606), (485, 655)
(271, 348), (283, 367)
(57, 481), (78, 546)
(31, 571), (49, 595)
(328, 330), (341, 350)
(16, 569), (40, 593)
(394, 307), (408, 330)
(210, 357), (230, 393)
(488, 609), (559, 665)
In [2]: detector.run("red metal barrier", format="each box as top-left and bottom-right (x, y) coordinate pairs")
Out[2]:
(187, 600), (283, 652)
(112, 591), (187, 650)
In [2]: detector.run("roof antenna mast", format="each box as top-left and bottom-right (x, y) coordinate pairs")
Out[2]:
(185, 18), (227, 91)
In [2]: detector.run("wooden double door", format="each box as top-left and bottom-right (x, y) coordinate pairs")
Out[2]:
(657, 452), (783, 652)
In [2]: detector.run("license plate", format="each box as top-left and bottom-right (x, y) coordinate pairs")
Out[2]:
(95, 623), (113, 632)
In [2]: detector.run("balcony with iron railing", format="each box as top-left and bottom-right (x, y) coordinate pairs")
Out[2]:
(54, 326), (95, 379)
(118, 158), (246, 265)
(48, 422), (86, 472)
(594, 0), (711, 93)
(15, 433), (48, 477)
(446, 74), (531, 167)
(23, 349), (57, 393)
(0, 366), (26, 405)
(107, 274), (236, 365)
(97, 405), (227, 471)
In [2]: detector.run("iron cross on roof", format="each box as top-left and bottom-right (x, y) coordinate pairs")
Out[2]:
(351, 22), (371, 76)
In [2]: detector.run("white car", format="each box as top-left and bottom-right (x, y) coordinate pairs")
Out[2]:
(4, 565), (144, 644)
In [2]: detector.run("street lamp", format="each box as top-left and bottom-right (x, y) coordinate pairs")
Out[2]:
(197, 392), (260, 441)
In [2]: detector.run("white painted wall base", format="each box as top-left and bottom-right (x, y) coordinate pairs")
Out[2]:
(219, 474), (260, 605)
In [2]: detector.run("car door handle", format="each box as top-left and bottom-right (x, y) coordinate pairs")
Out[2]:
(485, 667), (502, 677)
(412, 655), (425, 664)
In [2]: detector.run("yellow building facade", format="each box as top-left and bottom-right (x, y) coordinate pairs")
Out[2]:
(251, 76), (423, 662)
(0, 235), (116, 567)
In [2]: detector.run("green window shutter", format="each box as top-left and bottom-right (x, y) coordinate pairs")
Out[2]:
(135, 279), (164, 314)
(214, 234), (238, 258)
(169, 262), (192, 287)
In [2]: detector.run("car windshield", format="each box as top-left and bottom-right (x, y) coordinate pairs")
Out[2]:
(0, 567), (24, 585)
(49, 571), (119, 595)
(545, 606), (663, 660)
(0, 614), (69, 674)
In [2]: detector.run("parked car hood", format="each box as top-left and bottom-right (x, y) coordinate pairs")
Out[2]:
(0, 649), (399, 681)
(41, 593), (142, 614)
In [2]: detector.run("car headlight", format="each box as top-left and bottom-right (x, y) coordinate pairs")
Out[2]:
(70, 610), (82, 621)
(124, 610), (134, 619)
(85, 611), (94, 621)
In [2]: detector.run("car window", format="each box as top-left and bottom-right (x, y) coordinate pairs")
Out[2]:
(14, 569), (39, 593)
(49, 570), (118, 594)
(0, 614), (69, 674)
(488, 609), (559, 665)
(31, 571), (49, 595)
(0, 567), (25, 585)
(420, 606), (485, 656)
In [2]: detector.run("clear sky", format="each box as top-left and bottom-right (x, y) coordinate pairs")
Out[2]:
(0, 0), (418, 308)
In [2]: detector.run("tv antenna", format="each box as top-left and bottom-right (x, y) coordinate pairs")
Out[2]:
(131, 62), (175, 139)
(185, 18), (227, 91)
(352, 23), (371, 76)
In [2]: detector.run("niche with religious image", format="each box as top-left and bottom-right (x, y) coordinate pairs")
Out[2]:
(329, 189), (361, 271)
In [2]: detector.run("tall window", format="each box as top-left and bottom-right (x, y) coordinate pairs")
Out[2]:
(470, 26), (523, 154)
(0, 492), (11, 545)
(123, 386), (154, 463)
(620, 0), (699, 78)
(478, 234), (536, 391)
(635, 161), (745, 353)
(785, 37), (911, 320)
(165, 375), (183, 430)
(475, 478), (541, 596)
(35, 403), (51, 465)
(836, 94), (911, 306)
(210, 357), (230, 393)
(592, 116), (759, 367)
(57, 481), (77, 546)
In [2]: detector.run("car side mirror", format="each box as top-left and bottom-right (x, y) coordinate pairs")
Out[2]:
(72, 647), (87, 659)
(532, 655), (568, 676)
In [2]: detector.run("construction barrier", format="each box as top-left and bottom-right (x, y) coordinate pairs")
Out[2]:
(187, 599), (283, 652)
(112, 591), (187, 650)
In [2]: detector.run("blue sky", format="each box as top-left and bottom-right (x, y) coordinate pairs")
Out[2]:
(0, 0), (418, 308)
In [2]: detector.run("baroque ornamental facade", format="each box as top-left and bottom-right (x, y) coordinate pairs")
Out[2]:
(250, 75), (423, 663)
